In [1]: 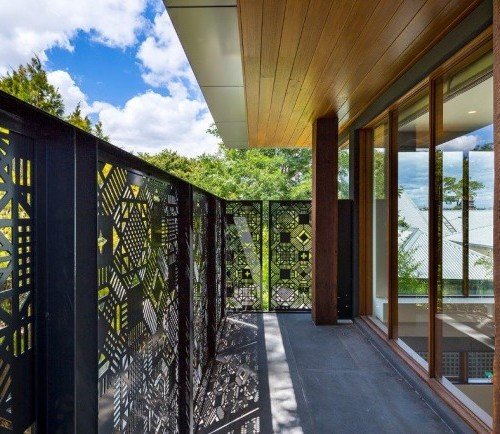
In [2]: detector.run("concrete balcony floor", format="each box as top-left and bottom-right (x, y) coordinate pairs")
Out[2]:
(196, 313), (467, 434)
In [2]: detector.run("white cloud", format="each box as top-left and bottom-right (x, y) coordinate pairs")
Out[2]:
(0, 0), (147, 73)
(137, 10), (196, 89)
(97, 89), (217, 157)
(3, 2), (218, 157)
(47, 70), (90, 115)
(439, 135), (479, 152)
(48, 69), (217, 156)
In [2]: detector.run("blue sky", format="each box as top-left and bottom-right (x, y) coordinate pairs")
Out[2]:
(0, 0), (218, 156)
(47, 34), (148, 108)
(399, 125), (494, 209)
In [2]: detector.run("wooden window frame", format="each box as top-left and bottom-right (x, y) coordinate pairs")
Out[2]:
(357, 27), (494, 431)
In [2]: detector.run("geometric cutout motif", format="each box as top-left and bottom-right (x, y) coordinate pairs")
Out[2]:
(97, 161), (179, 433)
(0, 126), (35, 433)
(224, 202), (262, 311)
(196, 314), (261, 433)
(192, 190), (209, 403)
(214, 200), (223, 329)
(269, 201), (312, 310)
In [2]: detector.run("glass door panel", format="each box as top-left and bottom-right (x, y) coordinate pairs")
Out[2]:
(397, 90), (430, 365)
(436, 49), (494, 419)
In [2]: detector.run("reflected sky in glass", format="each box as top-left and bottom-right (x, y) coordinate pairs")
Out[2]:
(399, 124), (493, 209)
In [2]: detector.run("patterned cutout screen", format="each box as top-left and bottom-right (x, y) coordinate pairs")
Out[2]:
(224, 202), (262, 311)
(0, 126), (35, 432)
(97, 162), (179, 432)
(269, 201), (312, 310)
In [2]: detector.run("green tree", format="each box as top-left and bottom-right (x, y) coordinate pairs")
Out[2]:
(140, 125), (313, 200)
(66, 104), (110, 140)
(0, 58), (109, 140)
(338, 149), (350, 199)
(93, 121), (110, 141)
(374, 149), (387, 199)
(137, 148), (195, 181)
(443, 175), (484, 209)
(66, 103), (92, 132)
(0, 56), (64, 116)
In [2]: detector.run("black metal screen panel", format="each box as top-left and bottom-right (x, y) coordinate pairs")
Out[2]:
(269, 201), (312, 310)
(196, 314), (263, 433)
(225, 201), (262, 311)
(0, 126), (35, 432)
(192, 190), (209, 399)
(338, 200), (353, 319)
(215, 200), (223, 328)
(97, 161), (179, 433)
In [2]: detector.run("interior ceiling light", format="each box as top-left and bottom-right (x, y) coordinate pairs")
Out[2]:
(468, 110), (477, 114)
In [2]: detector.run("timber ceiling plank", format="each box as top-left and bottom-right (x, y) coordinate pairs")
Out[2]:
(330, 0), (427, 118)
(295, 0), (476, 146)
(238, 0), (263, 146)
(275, 0), (381, 147)
(238, 0), (484, 147)
(285, 0), (403, 147)
(257, 0), (287, 145)
(335, 0), (452, 125)
(288, 0), (431, 146)
(336, 0), (481, 129)
(277, 0), (356, 146)
(263, 0), (310, 147)
(268, 0), (334, 147)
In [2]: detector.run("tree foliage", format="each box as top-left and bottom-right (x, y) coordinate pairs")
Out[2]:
(338, 149), (350, 199)
(443, 175), (484, 209)
(0, 56), (64, 116)
(0, 57), (109, 140)
(140, 131), (314, 200)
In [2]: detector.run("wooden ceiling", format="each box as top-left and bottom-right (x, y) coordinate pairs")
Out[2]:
(237, 0), (482, 148)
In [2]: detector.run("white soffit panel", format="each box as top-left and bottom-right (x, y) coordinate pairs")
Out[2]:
(165, 0), (248, 148)
(167, 1), (236, 6)
(202, 87), (245, 122)
(215, 122), (247, 141)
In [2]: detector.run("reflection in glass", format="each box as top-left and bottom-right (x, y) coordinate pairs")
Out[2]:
(338, 140), (349, 199)
(437, 49), (494, 420)
(372, 120), (389, 326)
(397, 90), (429, 365)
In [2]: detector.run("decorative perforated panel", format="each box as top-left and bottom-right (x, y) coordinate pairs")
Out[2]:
(192, 191), (209, 400)
(0, 126), (35, 432)
(196, 314), (261, 433)
(225, 202), (262, 311)
(269, 201), (312, 310)
(215, 200), (223, 328)
(97, 161), (179, 433)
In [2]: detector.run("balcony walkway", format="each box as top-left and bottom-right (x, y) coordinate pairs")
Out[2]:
(196, 313), (461, 434)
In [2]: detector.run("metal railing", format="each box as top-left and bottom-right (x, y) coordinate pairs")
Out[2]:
(0, 90), (353, 433)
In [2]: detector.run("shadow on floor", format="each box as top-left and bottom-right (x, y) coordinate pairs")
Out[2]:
(197, 313), (456, 434)
(196, 313), (273, 433)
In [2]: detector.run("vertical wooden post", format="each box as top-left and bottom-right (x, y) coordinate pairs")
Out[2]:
(312, 117), (338, 325)
(429, 78), (444, 379)
(388, 110), (399, 340)
(357, 129), (374, 316)
(350, 129), (360, 318)
(493, 0), (500, 429)
(462, 152), (470, 297)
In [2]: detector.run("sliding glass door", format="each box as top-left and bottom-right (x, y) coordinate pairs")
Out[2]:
(397, 89), (430, 365)
(436, 48), (494, 420)
(371, 120), (389, 327)
(363, 37), (494, 427)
